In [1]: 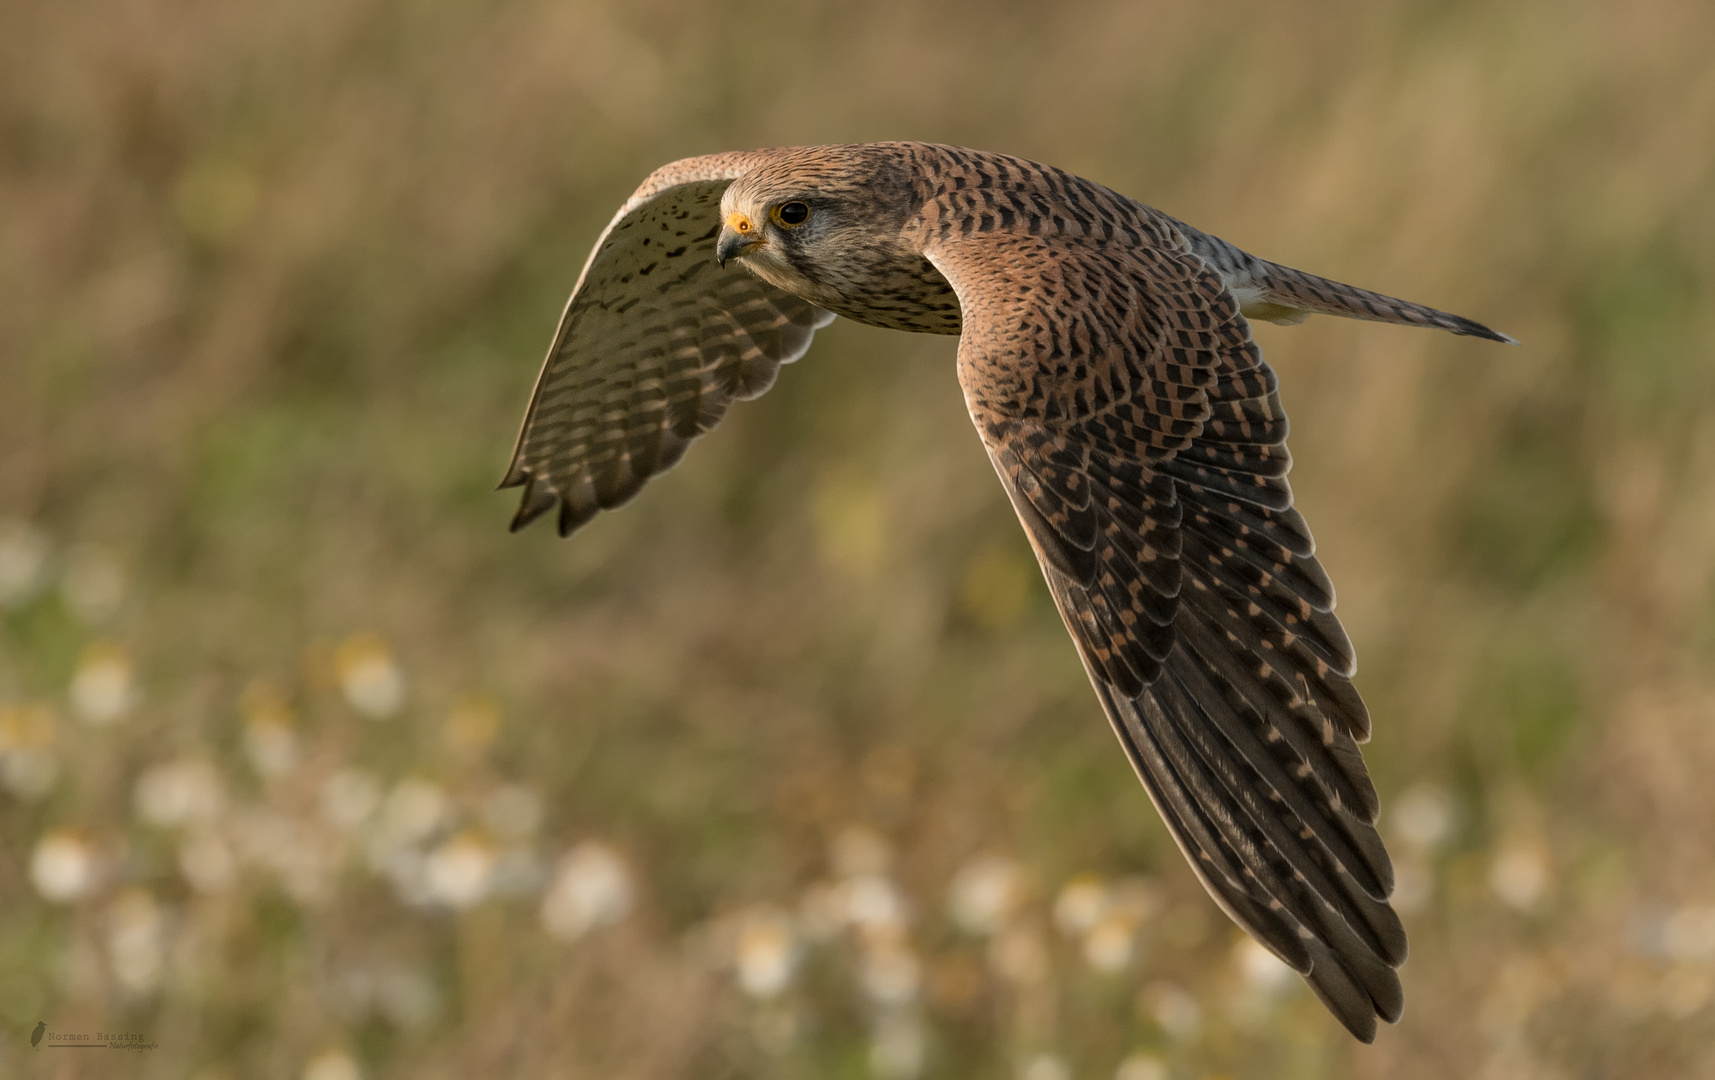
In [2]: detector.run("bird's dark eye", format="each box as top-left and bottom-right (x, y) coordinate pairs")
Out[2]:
(774, 201), (810, 227)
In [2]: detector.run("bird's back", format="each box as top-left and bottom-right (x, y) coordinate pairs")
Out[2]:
(888, 143), (1511, 343)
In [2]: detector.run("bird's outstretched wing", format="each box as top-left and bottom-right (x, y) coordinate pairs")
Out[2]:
(502, 153), (834, 535)
(931, 234), (1406, 1042)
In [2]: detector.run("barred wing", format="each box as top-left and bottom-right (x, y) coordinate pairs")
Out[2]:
(934, 235), (1406, 1042)
(502, 156), (834, 535)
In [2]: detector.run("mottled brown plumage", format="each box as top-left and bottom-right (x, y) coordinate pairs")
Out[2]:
(502, 143), (1512, 1041)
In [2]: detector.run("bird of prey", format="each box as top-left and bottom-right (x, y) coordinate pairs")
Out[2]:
(501, 143), (1511, 1041)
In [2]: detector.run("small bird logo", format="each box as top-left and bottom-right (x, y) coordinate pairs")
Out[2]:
(31, 1021), (45, 1048)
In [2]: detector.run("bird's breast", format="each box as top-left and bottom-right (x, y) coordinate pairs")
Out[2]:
(810, 252), (964, 336)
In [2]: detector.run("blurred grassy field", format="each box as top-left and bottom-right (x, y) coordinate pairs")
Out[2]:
(3, 0), (1715, 1077)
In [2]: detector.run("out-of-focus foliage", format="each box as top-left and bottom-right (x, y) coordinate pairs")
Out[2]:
(2, 0), (1714, 1077)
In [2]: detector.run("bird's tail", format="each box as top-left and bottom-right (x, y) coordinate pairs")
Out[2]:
(1170, 217), (1516, 344)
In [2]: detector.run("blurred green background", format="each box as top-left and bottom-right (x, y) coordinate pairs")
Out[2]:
(3, 0), (1714, 1077)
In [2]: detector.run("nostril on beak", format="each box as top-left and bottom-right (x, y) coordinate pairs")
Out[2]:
(717, 214), (762, 267)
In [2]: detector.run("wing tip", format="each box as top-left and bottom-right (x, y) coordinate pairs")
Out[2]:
(507, 473), (560, 533)
(556, 494), (599, 537)
(1447, 314), (1518, 345)
(496, 461), (528, 493)
(505, 464), (609, 537)
(1302, 939), (1404, 1043)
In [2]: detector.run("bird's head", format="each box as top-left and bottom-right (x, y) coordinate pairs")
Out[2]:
(713, 200), (806, 269)
(715, 145), (924, 311)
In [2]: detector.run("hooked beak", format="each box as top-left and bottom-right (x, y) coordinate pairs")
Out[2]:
(716, 212), (764, 267)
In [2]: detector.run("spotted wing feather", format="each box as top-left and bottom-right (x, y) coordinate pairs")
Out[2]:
(502, 157), (834, 534)
(933, 231), (1404, 1042)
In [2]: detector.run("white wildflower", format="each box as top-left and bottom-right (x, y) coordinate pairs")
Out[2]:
(1144, 982), (1200, 1039)
(947, 855), (1023, 935)
(1083, 912), (1137, 973)
(242, 684), (298, 777)
(1020, 1052), (1071, 1080)
(423, 832), (494, 909)
(0, 520), (49, 607)
(1391, 784), (1457, 850)
(860, 937), (922, 1005)
(134, 759), (224, 827)
(320, 769), (382, 831)
(70, 643), (134, 725)
(336, 634), (404, 718)
(106, 889), (165, 995)
(870, 1009), (927, 1079)
(844, 875), (906, 937)
(541, 841), (634, 941)
(31, 830), (98, 902)
(302, 1049), (361, 1080)
(1053, 874), (1109, 936)
(1115, 1052), (1167, 1080)
(734, 908), (799, 998)
(1234, 936), (1296, 994)
(1490, 838), (1551, 911)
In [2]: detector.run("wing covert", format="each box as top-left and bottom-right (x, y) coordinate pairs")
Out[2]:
(503, 156), (834, 535)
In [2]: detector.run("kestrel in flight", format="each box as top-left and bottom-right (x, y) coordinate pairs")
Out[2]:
(501, 143), (1511, 1041)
